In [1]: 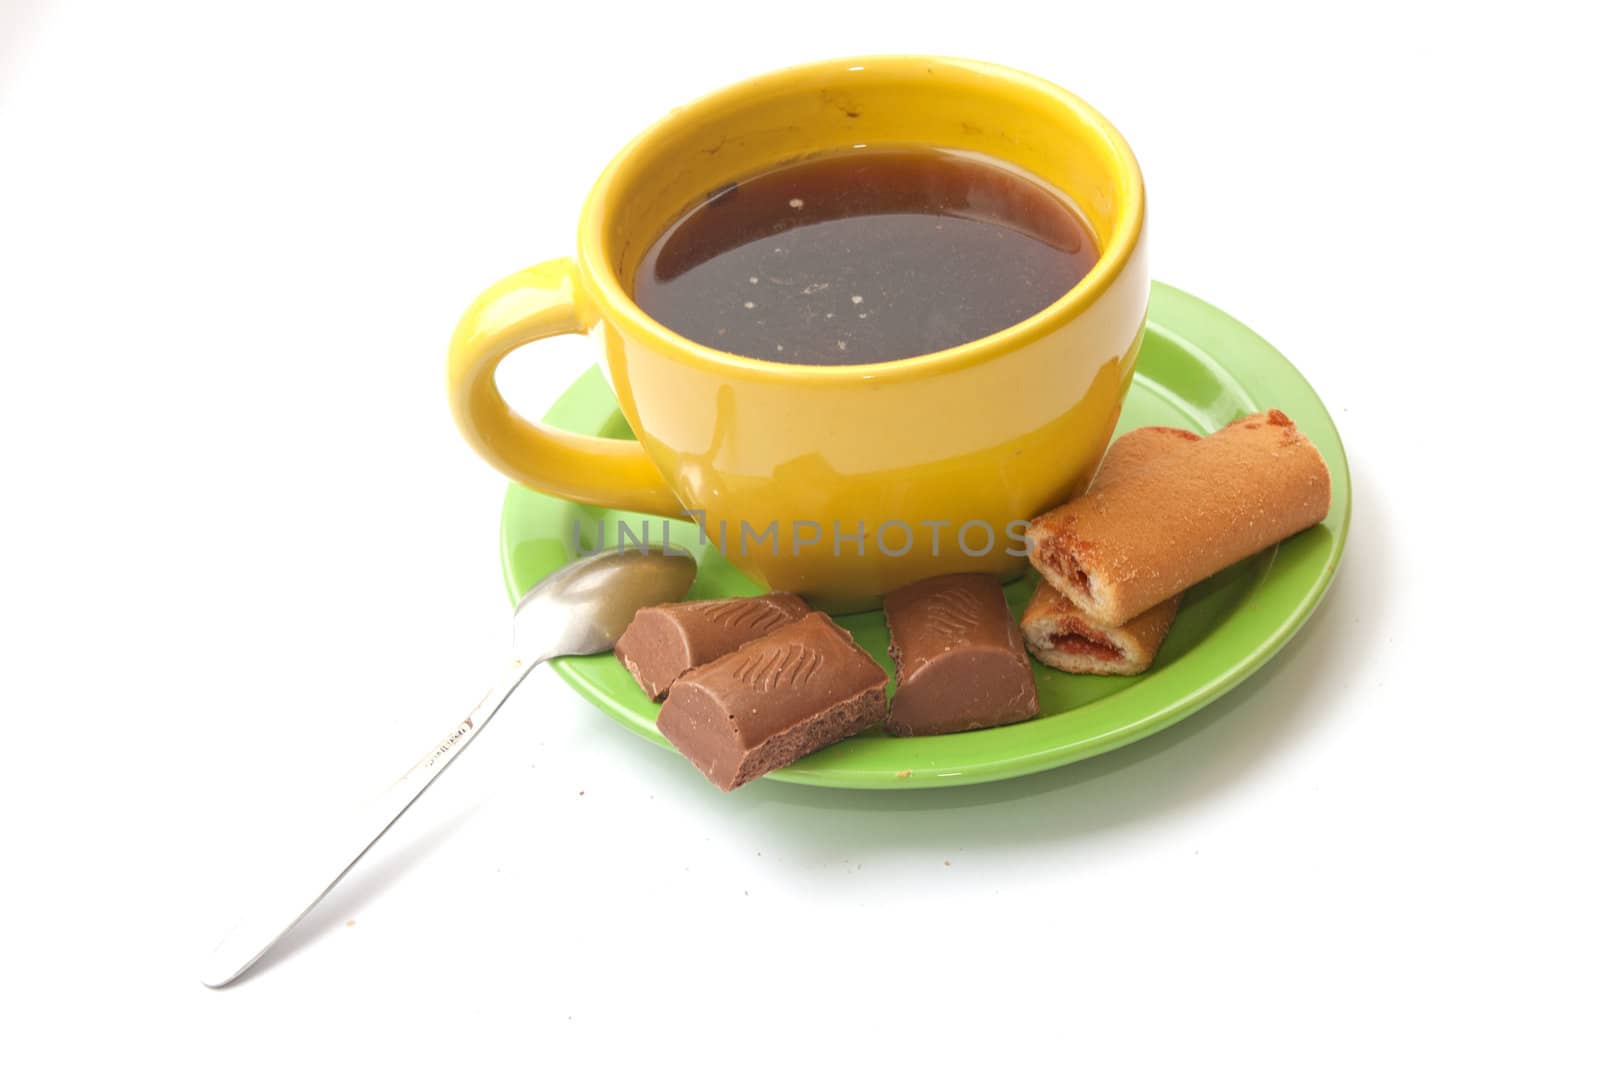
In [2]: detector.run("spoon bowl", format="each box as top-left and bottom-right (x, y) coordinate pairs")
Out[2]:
(514, 546), (698, 659)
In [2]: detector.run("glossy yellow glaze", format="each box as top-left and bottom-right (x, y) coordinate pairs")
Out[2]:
(447, 55), (1148, 608)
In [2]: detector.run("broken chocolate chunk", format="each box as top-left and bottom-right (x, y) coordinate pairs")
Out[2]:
(656, 612), (888, 790)
(883, 573), (1039, 736)
(615, 592), (809, 700)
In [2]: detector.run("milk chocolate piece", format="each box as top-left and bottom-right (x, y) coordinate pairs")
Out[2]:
(883, 573), (1039, 736)
(614, 592), (809, 700)
(656, 612), (889, 790)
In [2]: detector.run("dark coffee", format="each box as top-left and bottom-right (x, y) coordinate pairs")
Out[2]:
(632, 147), (1098, 366)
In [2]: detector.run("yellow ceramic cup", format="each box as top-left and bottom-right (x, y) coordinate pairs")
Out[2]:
(447, 56), (1147, 610)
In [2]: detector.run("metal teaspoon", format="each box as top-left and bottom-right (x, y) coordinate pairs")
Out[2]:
(201, 545), (697, 988)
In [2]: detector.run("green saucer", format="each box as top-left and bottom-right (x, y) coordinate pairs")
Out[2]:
(499, 281), (1351, 788)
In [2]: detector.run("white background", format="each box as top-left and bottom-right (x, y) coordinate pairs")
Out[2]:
(3, 1), (1596, 1062)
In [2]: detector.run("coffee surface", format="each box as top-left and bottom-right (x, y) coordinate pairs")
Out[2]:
(632, 147), (1097, 366)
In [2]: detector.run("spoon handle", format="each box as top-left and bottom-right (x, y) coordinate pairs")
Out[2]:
(201, 654), (541, 988)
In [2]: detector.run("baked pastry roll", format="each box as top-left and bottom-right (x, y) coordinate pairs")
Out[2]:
(1021, 580), (1180, 676)
(1027, 411), (1331, 628)
(1021, 425), (1190, 674)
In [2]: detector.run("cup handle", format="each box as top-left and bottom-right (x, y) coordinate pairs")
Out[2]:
(446, 259), (681, 516)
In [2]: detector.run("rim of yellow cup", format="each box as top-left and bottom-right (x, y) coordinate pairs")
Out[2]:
(575, 54), (1145, 382)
